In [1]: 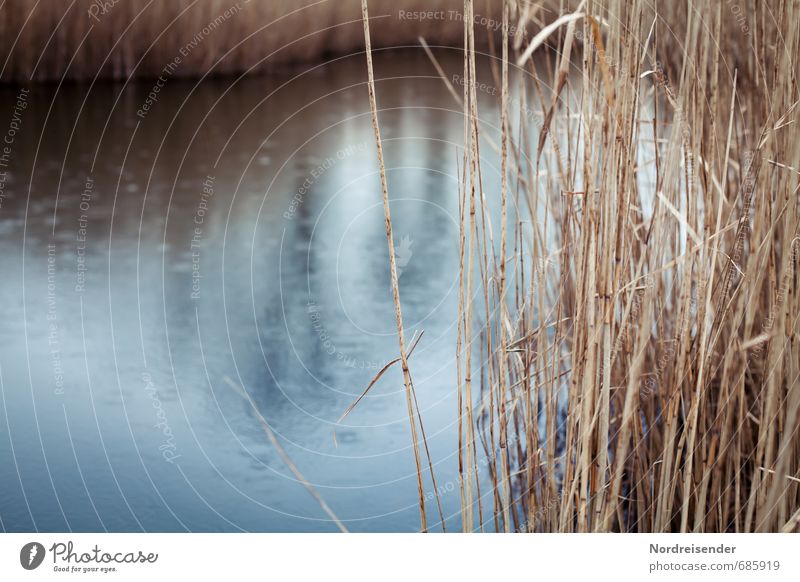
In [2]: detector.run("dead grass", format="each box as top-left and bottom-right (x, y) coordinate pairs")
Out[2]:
(7, 0), (796, 534)
(350, 0), (799, 532)
(432, 0), (800, 533)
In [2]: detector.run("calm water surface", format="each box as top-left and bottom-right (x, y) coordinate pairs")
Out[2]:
(0, 50), (526, 532)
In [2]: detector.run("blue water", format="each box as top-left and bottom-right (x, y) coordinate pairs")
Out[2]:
(0, 50), (525, 532)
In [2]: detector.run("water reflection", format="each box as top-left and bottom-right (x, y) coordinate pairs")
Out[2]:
(0, 49), (534, 532)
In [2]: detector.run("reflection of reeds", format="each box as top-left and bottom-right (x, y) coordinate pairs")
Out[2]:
(422, 0), (797, 532)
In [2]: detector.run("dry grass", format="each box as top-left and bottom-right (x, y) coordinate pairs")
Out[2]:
(0, 0), (474, 81)
(0, 0), (761, 84)
(424, 0), (800, 532)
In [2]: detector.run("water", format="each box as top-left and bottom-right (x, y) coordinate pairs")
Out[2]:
(0, 49), (521, 532)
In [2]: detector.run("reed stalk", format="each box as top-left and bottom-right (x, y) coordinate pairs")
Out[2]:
(439, 0), (800, 533)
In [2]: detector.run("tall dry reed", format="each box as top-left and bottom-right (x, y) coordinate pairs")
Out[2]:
(7, 0), (795, 534)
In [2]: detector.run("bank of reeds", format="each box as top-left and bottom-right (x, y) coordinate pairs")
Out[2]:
(1, 0), (763, 84)
(362, 0), (800, 532)
(0, 0), (479, 81)
(459, 0), (799, 533)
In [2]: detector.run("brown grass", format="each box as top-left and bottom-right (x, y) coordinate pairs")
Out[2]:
(0, 0), (473, 81)
(352, 0), (799, 532)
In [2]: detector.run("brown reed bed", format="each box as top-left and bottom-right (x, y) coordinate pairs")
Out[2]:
(361, 0), (800, 532)
(0, 0), (474, 81)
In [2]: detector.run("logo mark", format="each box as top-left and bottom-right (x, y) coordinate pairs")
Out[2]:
(396, 235), (413, 278)
(20, 542), (46, 570)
